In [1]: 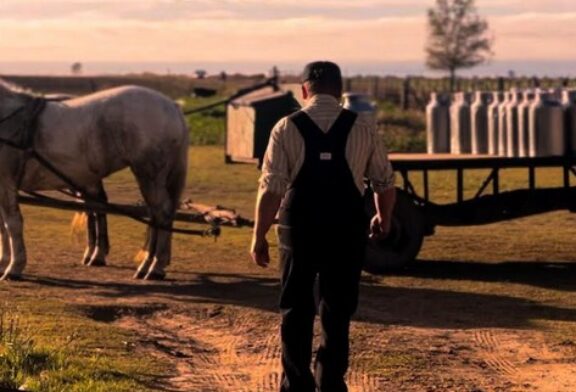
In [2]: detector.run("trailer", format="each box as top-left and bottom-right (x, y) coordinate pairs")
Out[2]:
(364, 154), (576, 273)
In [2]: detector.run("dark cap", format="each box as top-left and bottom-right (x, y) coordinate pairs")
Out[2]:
(301, 61), (342, 84)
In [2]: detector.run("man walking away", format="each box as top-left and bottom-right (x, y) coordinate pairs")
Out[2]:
(250, 61), (396, 392)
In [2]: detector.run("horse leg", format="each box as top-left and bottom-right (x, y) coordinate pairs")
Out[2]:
(81, 212), (97, 265)
(133, 226), (157, 280)
(132, 174), (175, 281)
(144, 197), (174, 281)
(85, 183), (110, 267)
(0, 213), (11, 274)
(0, 190), (27, 281)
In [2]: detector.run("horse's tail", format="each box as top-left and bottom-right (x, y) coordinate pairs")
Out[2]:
(70, 212), (88, 241)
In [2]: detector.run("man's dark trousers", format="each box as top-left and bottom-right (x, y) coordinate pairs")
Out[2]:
(277, 109), (367, 392)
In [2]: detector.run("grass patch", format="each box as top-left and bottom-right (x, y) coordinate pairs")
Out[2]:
(0, 303), (160, 392)
(1, 305), (57, 390)
(352, 351), (421, 375)
(180, 96), (227, 145)
(376, 100), (426, 153)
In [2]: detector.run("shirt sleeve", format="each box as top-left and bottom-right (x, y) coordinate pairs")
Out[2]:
(258, 117), (290, 196)
(366, 129), (396, 193)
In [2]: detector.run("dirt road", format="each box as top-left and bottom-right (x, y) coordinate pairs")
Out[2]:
(9, 257), (576, 392)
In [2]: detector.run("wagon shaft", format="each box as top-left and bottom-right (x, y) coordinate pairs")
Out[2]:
(18, 194), (254, 228)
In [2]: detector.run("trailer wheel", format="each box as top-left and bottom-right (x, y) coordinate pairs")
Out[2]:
(363, 191), (425, 274)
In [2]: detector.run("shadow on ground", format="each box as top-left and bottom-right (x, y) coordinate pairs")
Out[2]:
(402, 259), (576, 291)
(20, 258), (576, 331)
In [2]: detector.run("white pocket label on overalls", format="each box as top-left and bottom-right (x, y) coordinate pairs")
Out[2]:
(320, 152), (332, 160)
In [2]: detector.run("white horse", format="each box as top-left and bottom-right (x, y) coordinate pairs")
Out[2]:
(0, 80), (189, 280)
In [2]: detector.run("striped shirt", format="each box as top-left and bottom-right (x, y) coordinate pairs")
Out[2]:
(259, 94), (395, 196)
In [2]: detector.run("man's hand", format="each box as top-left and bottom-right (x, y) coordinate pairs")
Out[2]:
(250, 236), (270, 268)
(250, 190), (282, 268)
(369, 215), (391, 240)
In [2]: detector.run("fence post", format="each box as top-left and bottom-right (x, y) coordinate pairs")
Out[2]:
(401, 77), (411, 111)
(345, 77), (352, 92)
(371, 77), (379, 99)
(497, 77), (505, 92)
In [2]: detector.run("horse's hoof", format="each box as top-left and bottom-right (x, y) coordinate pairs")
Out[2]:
(82, 258), (90, 266)
(133, 270), (146, 280)
(0, 273), (23, 281)
(87, 259), (107, 267)
(144, 271), (166, 281)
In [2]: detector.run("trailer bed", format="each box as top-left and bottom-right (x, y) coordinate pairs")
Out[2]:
(389, 154), (576, 171)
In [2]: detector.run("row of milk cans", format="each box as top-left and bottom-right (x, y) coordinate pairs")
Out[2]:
(426, 89), (576, 157)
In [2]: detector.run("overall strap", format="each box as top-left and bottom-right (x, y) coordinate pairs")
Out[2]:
(327, 108), (357, 144)
(289, 108), (358, 155)
(289, 110), (324, 144)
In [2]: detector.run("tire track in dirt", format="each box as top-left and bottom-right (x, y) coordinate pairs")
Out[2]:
(472, 328), (576, 391)
(474, 330), (519, 376)
(118, 307), (386, 391)
(347, 335), (388, 392)
(253, 332), (282, 392)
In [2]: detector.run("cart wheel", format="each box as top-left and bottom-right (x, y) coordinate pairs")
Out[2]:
(363, 190), (425, 274)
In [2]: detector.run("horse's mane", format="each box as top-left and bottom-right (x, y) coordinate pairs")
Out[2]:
(0, 78), (35, 98)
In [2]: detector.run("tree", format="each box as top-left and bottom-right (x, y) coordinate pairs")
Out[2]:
(71, 62), (83, 75)
(425, 0), (492, 91)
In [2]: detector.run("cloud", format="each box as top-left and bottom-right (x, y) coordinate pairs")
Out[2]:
(1, 0), (575, 24)
(0, 1), (574, 67)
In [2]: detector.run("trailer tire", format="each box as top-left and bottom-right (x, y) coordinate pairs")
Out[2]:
(363, 190), (424, 274)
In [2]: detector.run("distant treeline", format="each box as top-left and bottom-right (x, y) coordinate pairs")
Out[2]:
(2, 73), (267, 99)
(4, 73), (576, 112)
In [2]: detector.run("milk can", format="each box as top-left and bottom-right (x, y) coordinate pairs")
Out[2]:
(470, 91), (492, 154)
(342, 92), (377, 127)
(497, 92), (511, 156)
(487, 92), (504, 155)
(562, 90), (576, 155)
(426, 92), (451, 153)
(517, 90), (536, 157)
(450, 92), (471, 154)
(529, 92), (565, 157)
(562, 89), (576, 103)
(505, 90), (524, 157)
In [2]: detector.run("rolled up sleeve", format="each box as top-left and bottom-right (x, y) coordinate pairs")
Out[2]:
(259, 118), (290, 196)
(366, 132), (396, 194)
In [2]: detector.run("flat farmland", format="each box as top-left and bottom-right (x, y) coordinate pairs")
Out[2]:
(2, 146), (576, 391)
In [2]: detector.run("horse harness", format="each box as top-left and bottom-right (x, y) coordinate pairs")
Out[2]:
(0, 97), (46, 153)
(0, 98), (218, 237)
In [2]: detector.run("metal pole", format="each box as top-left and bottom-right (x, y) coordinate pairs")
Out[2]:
(423, 170), (430, 203)
(529, 166), (536, 190)
(457, 168), (464, 203)
(493, 168), (500, 195)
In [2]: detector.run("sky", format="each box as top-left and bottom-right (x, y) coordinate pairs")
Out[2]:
(0, 0), (575, 75)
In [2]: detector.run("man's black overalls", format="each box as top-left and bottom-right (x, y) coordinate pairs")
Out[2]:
(278, 108), (367, 392)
